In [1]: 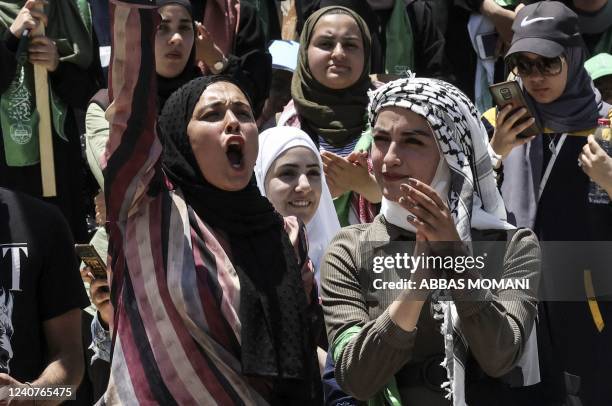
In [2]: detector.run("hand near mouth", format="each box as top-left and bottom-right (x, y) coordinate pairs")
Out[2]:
(398, 179), (460, 243)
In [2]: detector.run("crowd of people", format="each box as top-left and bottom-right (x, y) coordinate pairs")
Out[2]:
(0, 0), (611, 405)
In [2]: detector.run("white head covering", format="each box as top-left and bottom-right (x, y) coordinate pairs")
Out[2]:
(255, 127), (341, 278)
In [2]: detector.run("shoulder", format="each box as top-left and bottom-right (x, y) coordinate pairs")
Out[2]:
(0, 188), (72, 246)
(502, 228), (541, 269)
(237, 1), (259, 28)
(325, 218), (382, 261)
(0, 187), (64, 224)
(278, 100), (300, 127)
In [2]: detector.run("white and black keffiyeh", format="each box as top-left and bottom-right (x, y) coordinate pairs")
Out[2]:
(368, 75), (539, 404)
(368, 74), (513, 241)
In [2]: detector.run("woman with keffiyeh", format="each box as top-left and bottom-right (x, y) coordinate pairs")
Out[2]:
(101, 0), (322, 404)
(320, 76), (541, 405)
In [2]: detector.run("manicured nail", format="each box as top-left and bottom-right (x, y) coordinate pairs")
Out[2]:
(408, 178), (417, 186)
(407, 214), (417, 222)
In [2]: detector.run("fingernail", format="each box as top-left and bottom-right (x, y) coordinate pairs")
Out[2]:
(408, 178), (417, 186)
(407, 214), (417, 222)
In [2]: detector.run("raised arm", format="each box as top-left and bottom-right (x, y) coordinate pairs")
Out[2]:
(104, 0), (161, 224)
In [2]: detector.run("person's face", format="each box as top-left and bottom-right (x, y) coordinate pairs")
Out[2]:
(371, 107), (440, 202)
(155, 5), (194, 78)
(518, 52), (568, 104)
(187, 82), (258, 191)
(595, 75), (612, 104)
(307, 13), (365, 90)
(264, 146), (322, 224)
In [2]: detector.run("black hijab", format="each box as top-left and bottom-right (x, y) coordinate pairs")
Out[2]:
(158, 76), (321, 403)
(156, 0), (201, 108)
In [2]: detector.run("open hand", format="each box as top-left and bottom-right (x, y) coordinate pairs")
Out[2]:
(398, 178), (460, 242)
(322, 150), (380, 201)
(194, 21), (225, 73)
(579, 134), (612, 196)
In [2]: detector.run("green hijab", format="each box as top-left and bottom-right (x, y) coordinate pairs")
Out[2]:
(0, 0), (92, 166)
(291, 6), (372, 147)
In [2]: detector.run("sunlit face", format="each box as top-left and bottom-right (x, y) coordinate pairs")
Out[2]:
(519, 52), (568, 104)
(155, 5), (194, 78)
(187, 81), (258, 191)
(307, 13), (365, 90)
(264, 146), (322, 224)
(371, 107), (440, 202)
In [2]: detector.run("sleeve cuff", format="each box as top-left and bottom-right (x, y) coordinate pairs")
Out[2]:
(374, 309), (417, 350)
(2, 30), (19, 53)
(90, 312), (111, 364)
(487, 142), (503, 169)
(452, 283), (493, 317)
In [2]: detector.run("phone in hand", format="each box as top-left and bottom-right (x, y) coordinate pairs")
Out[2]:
(489, 80), (541, 138)
(75, 244), (107, 280)
(476, 31), (498, 60)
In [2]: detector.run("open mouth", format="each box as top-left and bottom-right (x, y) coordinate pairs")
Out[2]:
(226, 139), (244, 170)
(288, 200), (312, 208)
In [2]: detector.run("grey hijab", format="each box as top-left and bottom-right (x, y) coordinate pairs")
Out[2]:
(521, 46), (610, 133)
(503, 46), (611, 229)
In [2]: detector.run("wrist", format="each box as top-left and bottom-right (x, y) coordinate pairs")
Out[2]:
(480, 0), (497, 17)
(210, 55), (227, 74)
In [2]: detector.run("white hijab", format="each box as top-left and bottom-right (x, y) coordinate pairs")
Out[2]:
(255, 127), (341, 278)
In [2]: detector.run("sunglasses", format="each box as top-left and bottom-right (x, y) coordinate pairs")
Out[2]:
(507, 55), (564, 77)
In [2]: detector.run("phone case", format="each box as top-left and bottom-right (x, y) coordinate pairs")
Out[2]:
(75, 244), (107, 279)
(489, 81), (541, 138)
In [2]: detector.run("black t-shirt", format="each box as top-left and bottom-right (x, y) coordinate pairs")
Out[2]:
(0, 187), (89, 382)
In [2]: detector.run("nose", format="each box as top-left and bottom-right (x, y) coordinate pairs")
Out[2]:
(224, 109), (241, 134)
(526, 68), (545, 82)
(331, 42), (345, 60)
(383, 141), (401, 167)
(168, 32), (183, 45)
(295, 174), (312, 193)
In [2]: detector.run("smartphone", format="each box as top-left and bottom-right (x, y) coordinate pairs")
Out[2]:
(476, 31), (498, 60)
(489, 80), (541, 138)
(75, 244), (107, 280)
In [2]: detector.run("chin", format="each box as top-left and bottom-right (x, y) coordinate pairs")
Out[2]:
(382, 188), (401, 203)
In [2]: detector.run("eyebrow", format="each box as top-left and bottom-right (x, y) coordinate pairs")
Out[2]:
(160, 18), (192, 24)
(316, 33), (360, 41)
(277, 163), (320, 169)
(373, 127), (431, 137)
(201, 100), (251, 110)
